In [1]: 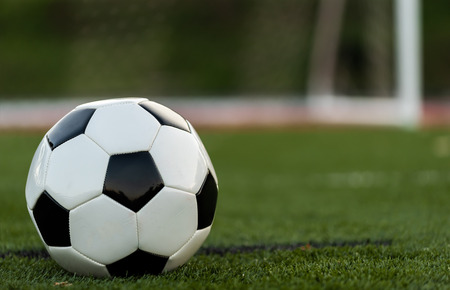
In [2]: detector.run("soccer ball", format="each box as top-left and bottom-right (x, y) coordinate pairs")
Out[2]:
(25, 98), (218, 277)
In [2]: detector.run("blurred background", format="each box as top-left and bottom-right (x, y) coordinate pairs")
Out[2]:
(0, 0), (449, 128)
(1, 2), (450, 287)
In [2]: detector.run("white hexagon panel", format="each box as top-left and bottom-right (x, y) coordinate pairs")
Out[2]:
(47, 246), (110, 277)
(69, 195), (138, 265)
(187, 121), (218, 184)
(27, 207), (45, 245)
(45, 134), (109, 210)
(75, 98), (147, 110)
(137, 187), (198, 257)
(25, 137), (52, 209)
(150, 126), (208, 194)
(85, 103), (160, 155)
(163, 226), (211, 272)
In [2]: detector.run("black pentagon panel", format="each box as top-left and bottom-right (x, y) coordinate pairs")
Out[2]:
(47, 109), (96, 150)
(33, 191), (70, 247)
(139, 101), (190, 132)
(107, 249), (168, 276)
(196, 172), (218, 230)
(103, 151), (164, 212)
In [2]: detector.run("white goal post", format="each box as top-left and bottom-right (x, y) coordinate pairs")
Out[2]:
(307, 0), (422, 128)
(396, 0), (422, 128)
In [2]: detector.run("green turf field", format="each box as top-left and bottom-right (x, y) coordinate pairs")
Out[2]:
(0, 129), (449, 289)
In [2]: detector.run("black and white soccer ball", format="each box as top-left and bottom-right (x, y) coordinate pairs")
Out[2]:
(25, 98), (218, 277)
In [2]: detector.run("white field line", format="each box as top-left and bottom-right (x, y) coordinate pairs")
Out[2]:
(310, 170), (450, 188)
(0, 99), (83, 130)
(0, 98), (310, 129)
(260, 169), (450, 189)
(1, 97), (450, 129)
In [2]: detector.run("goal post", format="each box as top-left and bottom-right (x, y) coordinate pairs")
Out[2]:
(396, 0), (422, 128)
(307, 0), (422, 128)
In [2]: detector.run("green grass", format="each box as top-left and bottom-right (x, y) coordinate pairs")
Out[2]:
(0, 129), (449, 289)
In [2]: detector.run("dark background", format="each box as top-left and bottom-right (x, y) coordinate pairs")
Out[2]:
(0, 0), (447, 99)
